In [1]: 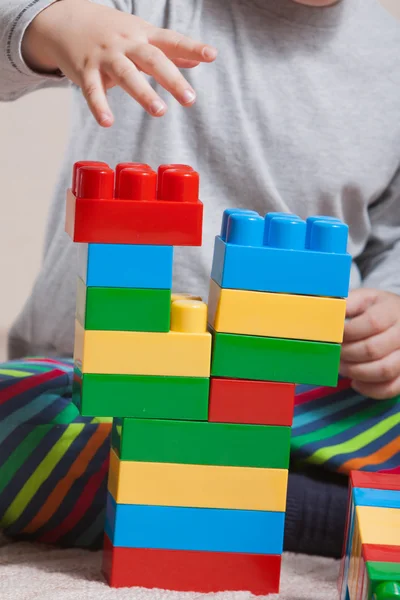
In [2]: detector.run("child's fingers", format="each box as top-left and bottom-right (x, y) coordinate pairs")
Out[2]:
(341, 324), (400, 364)
(104, 55), (167, 116)
(340, 349), (400, 383)
(173, 59), (200, 68)
(81, 70), (114, 127)
(130, 44), (196, 106)
(351, 376), (400, 400)
(148, 29), (217, 62)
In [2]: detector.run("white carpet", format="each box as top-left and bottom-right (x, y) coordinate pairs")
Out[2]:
(0, 534), (339, 600)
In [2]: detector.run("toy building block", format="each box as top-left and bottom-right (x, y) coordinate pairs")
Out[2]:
(74, 300), (212, 377)
(208, 377), (295, 426)
(78, 243), (173, 289)
(351, 472), (400, 492)
(208, 278), (346, 343)
(339, 472), (400, 600)
(76, 279), (171, 332)
(211, 329), (341, 386)
(363, 546), (400, 564)
(102, 536), (282, 594)
(211, 209), (351, 297)
(73, 371), (209, 420)
(108, 448), (288, 511)
(111, 418), (291, 468)
(105, 493), (285, 554)
(356, 506), (400, 547)
(65, 162), (203, 246)
(360, 562), (400, 600)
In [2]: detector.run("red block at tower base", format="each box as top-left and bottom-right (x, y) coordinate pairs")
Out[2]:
(102, 535), (281, 594)
(209, 377), (295, 426)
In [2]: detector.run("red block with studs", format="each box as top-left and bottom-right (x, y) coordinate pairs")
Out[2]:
(102, 535), (281, 594)
(65, 162), (203, 246)
(208, 377), (295, 426)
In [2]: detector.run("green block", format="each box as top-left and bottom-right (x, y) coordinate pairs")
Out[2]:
(112, 418), (291, 468)
(211, 330), (340, 386)
(365, 560), (400, 592)
(73, 370), (209, 420)
(76, 277), (171, 332)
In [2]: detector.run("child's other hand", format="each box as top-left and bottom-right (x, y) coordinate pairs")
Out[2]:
(340, 289), (400, 399)
(22, 0), (217, 126)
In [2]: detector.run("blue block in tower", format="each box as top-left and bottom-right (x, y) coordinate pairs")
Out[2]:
(211, 210), (351, 298)
(78, 243), (173, 288)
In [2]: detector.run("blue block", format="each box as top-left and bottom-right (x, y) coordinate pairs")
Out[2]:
(354, 487), (400, 509)
(211, 210), (351, 298)
(105, 493), (285, 554)
(78, 243), (173, 288)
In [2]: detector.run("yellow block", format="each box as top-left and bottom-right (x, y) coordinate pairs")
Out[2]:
(74, 315), (212, 377)
(356, 505), (400, 546)
(208, 279), (346, 343)
(108, 449), (288, 512)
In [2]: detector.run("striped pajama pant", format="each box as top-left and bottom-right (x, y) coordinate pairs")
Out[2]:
(0, 358), (398, 548)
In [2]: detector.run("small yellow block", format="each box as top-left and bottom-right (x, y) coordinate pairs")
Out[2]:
(108, 449), (288, 512)
(356, 505), (400, 546)
(208, 279), (346, 343)
(74, 300), (212, 377)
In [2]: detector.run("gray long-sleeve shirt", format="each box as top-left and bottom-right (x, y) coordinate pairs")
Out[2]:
(2, 0), (400, 358)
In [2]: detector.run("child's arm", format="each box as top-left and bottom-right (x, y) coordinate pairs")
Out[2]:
(340, 166), (400, 400)
(1, 0), (217, 124)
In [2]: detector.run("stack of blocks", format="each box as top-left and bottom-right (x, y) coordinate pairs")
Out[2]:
(339, 472), (400, 600)
(66, 161), (352, 595)
(206, 208), (351, 593)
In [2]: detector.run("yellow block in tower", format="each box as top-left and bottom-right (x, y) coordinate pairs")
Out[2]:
(208, 279), (346, 343)
(108, 449), (288, 512)
(74, 299), (212, 377)
(356, 505), (400, 546)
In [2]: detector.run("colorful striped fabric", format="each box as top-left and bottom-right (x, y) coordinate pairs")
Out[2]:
(0, 359), (399, 547)
(293, 379), (400, 474)
(0, 358), (111, 547)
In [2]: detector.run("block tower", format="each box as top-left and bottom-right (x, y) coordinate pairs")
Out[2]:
(207, 209), (352, 591)
(339, 471), (400, 600)
(67, 165), (352, 595)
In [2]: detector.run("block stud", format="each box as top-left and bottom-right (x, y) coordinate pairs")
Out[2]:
(308, 219), (349, 254)
(170, 299), (208, 333)
(160, 169), (199, 203)
(263, 212), (300, 245)
(220, 209), (258, 241)
(116, 167), (157, 200)
(373, 582), (400, 600)
(267, 216), (306, 250)
(76, 165), (114, 199)
(157, 164), (193, 198)
(72, 161), (108, 195)
(305, 215), (341, 248)
(226, 213), (264, 247)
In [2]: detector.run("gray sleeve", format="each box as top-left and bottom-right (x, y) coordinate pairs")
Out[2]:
(0, 1), (68, 101)
(355, 165), (400, 295)
(0, 0), (133, 101)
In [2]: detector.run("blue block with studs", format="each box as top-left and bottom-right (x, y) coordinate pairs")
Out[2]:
(210, 209), (351, 298)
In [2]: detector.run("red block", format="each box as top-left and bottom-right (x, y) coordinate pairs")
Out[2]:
(102, 535), (281, 594)
(363, 544), (400, 564)
(65, 162), (203, 246)
(208, 377), (295, 426)
(350, 471), (400, 492)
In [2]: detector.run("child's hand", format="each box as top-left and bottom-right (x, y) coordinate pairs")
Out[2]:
(340, 289), (400, 399)
(22, 0), (217, 126)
